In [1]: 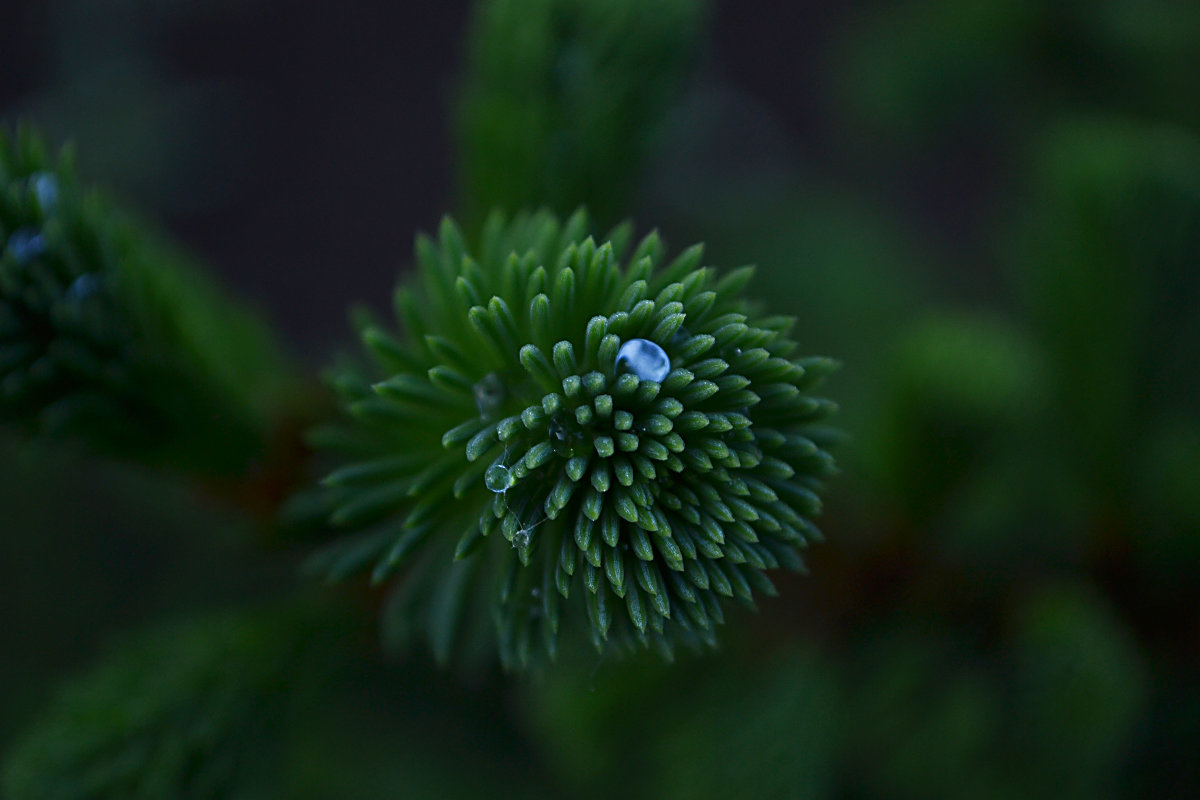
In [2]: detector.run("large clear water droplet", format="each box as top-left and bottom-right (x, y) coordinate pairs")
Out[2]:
(485, 464), (512, 493)
(616, 338), (670, 383)
(474, 372), (507, 417)
(512, 528), (531, 549)
(5, 228), (46, 264)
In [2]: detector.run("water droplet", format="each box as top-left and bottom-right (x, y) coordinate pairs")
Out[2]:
(513, 529), (531, 549)
(474, 372), (507, 417)
(548, 417), (575, 456)
(5, 228), (46, 264)
(64, 273), (103, 303)
(30, 173), (59, 210)
(615, 338), (670, 383)
(485, 464), (512, 493)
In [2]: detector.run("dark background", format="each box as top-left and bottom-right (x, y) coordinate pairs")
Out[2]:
(0, 0), (987, 357)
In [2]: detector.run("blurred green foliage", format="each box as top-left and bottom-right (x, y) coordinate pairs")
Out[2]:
(1, 128), (301, 475)
(3, 606), (320, 800)
(1012, 118), (1200, 508)
(834, 0), (1200, 153)
(3, 0), (1199, 797)
(456, 0), (707, 232)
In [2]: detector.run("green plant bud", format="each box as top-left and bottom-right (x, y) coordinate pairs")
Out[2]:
(0, 127), (298, 474)
(308, 209), (838, 670)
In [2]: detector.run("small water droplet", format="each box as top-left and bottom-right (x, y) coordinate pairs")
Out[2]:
(548, 417), (575, 456)
(29, 173), (59, 210)
(513, 529), (531, 548)
(485, 464), (512, 493)
(616, 338), (670, 383)
(474, 372), (507, 417)
(530, 586), (540, 598)
(64, 273), (103, 303)
(5, 228), (46, 264)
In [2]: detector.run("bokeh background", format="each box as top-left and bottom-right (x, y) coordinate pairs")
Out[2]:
(3, 0), (1199, 797)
